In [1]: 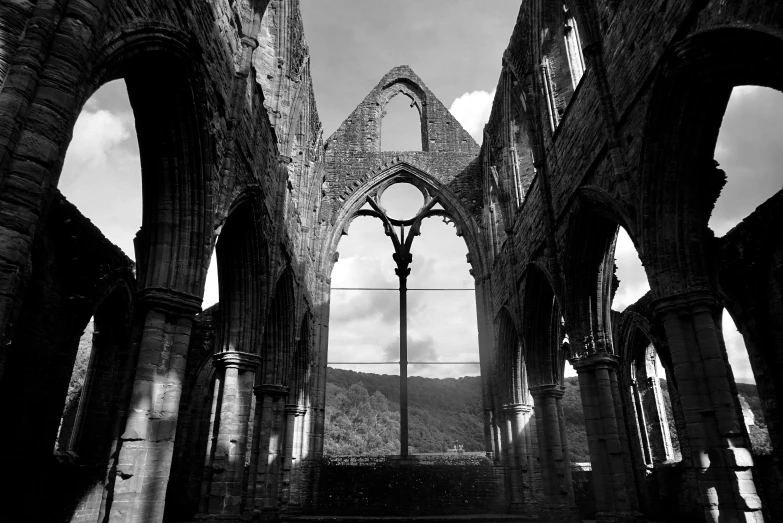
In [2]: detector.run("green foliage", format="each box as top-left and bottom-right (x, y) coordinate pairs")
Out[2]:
(324, 369), (772, 460)
(65, 322), (94, 408)
(325, 368), (485, 454)
(561, 376), (590, 463)
(325, 381), (400, 455)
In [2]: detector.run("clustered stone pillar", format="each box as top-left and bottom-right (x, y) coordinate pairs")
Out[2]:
(246, 383), (288, 519)
(108, 290), (201, 523)
(654, 292), (764, 523)
(530, 385), (579, 522)
(570, 350), (642, 522)
(281, 404), (307, 504)
(503, 403), (535, 510)
(197, 351), (261, 521)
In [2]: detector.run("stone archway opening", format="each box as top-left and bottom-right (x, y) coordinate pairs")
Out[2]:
(710, 85), (783, 237)
(326, 180), (482, 456)
(58, 80), (141, 260)
(381, 94), (423, 152)
(720, 309), (773, 455)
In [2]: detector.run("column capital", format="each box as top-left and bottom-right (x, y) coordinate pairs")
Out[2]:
(529, 384), (565, 399)
(502, 403), (533, 414)
(240, 35), (259, 49)
(213, 351), (261, 371)
(570, 352), (619, 372)
(136, 287), (202, 317)
(652, 289), (719, 318)
(285, 404), (307, 416)
(254, 383), (289, 398)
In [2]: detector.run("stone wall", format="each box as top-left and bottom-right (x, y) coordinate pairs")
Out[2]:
(296, 455), (507, 517)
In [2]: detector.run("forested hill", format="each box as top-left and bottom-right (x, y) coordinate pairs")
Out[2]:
(323, 368), (770, 459)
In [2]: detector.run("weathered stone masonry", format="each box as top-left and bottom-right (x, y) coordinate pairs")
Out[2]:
(0, 1), (781, 523)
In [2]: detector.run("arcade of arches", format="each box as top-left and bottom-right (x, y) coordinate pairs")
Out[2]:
(0, 1), (781, 523)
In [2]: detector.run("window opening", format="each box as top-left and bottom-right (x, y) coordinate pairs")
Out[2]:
(381, 94), (423, 152)
(541, 61), (559, 131)
(563, 5), (585, 89)
(58, 80), (141, 259)
(711, 86), (783, 236)
(326, 183), (481, 456)
(381, 182), (425, 220)
(54, 320), (95, 452)
(722, 310), (772, 455)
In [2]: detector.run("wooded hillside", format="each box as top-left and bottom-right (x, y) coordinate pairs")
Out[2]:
(324, 368), (771, 459)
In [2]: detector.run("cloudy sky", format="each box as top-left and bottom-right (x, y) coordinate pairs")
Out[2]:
(56, 2), (781, 384)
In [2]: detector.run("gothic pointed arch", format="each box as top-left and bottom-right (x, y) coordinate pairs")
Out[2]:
(496, 307), (527, 405)
(288, 311), (312, 406)
(261, 268), (297, 386)
(523, 262), (566, 387)
(216, 191), (269, 355)
(320, 162), (487, 282)
(639, 27), (783, 296)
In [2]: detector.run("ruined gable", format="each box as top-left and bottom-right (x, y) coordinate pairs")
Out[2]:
(321, 66), (484, 225)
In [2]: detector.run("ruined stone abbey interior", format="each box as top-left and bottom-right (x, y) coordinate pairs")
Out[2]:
(1, 0), (782, 522)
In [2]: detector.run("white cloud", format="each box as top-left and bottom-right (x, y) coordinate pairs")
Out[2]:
(612, 228), (650, 312)
(449, 89), (496, 144)
(722, 310), (754, 384)
(66, 109), (131, 170)
(59, 99), (141, 259)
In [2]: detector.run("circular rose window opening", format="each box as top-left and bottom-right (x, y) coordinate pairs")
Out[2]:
(380, 182), (424, 220)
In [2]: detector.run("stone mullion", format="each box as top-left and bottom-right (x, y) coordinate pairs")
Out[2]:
(622, 377), (652, 514)
(642, 374), (674, 463)
(108, 295), (200, 523)
(199, 352), (260, 521)
(655, 292), (764, 522)
(571, 353), (641, 521)
(630, 379), (653, 465)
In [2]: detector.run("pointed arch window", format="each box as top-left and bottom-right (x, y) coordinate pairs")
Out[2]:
(563, 5), (586, 89)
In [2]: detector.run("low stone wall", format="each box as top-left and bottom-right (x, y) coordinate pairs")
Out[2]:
(570, 463), (596, 520)
(297, 454), (508, 517)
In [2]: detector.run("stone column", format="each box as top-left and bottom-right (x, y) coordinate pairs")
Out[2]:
(570, 351), (642, 522)
(245, 383), (288, 519)
(530, 385), (579, 522)
(107, 289), (201, 523)
(501, 405), (519, 508)
(654, 291), (764, 523)
(504, 403), (534, 509)
(197, 351), (261, 521)
(281, 404), (307, 504)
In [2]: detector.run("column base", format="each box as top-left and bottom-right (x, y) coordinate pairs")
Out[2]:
(595, 511), (645, 523)
(536, 503), (582, 523)
(194, 514), (244, 523)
